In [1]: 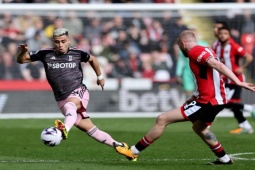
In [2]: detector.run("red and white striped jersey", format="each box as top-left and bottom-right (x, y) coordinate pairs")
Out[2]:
(188, 45), (227, 105)
(212, 38), (246, 84)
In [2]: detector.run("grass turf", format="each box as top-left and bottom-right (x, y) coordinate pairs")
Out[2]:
(0, 117), (255, 170)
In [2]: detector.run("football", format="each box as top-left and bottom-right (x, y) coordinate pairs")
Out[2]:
(40, 127), (63, 147)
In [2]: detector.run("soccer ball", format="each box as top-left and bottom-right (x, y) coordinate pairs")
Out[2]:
(41, 127), (63, 147)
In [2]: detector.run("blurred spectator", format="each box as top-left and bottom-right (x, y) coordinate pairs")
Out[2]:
(2, 20), (24, 42)
(14, 12), (40, 35)
(77, 37), (91, 52)
(113, 30), (130, 59)
(126, 12), (144, 30)
(0, 12), (13, 27)
(20, 61), (46, 81)
(151, 50), (171, 81)
(27, 30), (51, 51)
(83, 17), (103, 43)
(7, 42), (19, 59)
(240, 9), (255, 55)
(160, 10), (174, 33)
(138, 28), (151, 53)
(63, 11), (84, 42)
(0, 26), (13, 49)
(109, 15), (127, 40)
(95, 32), (116, 62)
(145, 19), (164, 42)
(127, 48), (143, 78)
(25, 18), (48, 41)
(0, 51), (21, 80)
(154, 0), (175, 3)
(167, 16), (188, 56)
(140, 53), (155, 79)
(158, 43), (173, 75)
(127, 24), (142, 55)
(167, 16), (188, 77)
(109, 58), (133, 78)
(42, 12), (57, 30)
(44, 17), (64, 38)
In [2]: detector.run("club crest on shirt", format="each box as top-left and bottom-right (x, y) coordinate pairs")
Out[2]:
(68, 55), (73, 61)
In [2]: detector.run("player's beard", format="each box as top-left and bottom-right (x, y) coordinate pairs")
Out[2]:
(219, 38), (228, 44)
(181, 49), (189, 58)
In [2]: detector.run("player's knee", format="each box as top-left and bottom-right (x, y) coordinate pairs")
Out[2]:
(63, 102), (77, 110)
(192, 122), (207, 134)
(156, 114), (168, 125)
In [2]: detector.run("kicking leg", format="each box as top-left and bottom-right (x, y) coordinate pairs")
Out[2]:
(76, 116), (122, 147)
(114, 108), (186, 160)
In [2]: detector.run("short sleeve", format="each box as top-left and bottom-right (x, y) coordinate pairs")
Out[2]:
(189, 46), (215, 65)
(29, 50), (43, 61)
(234, 43), (246, 58)
(80, 51), (90, 62)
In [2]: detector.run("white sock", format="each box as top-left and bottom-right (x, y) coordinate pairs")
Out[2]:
(219, 154), (230, 162)
(131, 146), (140, 155)
(239, 120), (253, 129)
(65, 125), (71, 132)
(243, 104), (253, 112)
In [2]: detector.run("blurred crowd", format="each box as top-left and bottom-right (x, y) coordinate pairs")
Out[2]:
(0, 10), (186, 82)
(202, 0), (255, 2)
(2, 0), (255, 3)
(1, 0), (175, 3)
(0, 8), (255, 82)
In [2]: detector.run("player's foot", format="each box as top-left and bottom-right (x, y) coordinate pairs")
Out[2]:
(54, 120), (68, 140)
(113, 142), (138, 161)
(206, 158), (234, 165)
(229, 127), (254, 134)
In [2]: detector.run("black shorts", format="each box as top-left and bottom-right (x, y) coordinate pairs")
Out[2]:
(225, 84), (242, 102)
(181, 101), (224, 125)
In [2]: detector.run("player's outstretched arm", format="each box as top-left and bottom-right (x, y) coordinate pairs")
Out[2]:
(17, 43), (32, 64)
(88, 55), (105, 90)
(235, 53), (253, 74)
(207, 57), (255, 92)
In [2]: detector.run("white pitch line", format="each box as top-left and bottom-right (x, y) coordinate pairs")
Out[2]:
(1, 152), (255, 163)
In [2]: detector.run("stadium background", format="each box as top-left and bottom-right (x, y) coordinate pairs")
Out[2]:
(0, 0), (255, 118)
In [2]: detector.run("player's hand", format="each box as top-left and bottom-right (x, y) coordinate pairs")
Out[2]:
(97, 79), (105, 91)
(237, 82), (255, 92)
(18, 43), (28, 53)
(184, 95), (196, 105)
(235, 67), (244, 74)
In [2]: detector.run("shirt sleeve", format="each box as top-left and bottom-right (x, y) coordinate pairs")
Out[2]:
(234, 43), (246, 57)
(189, 47), (214, 65)
(29, 50), (43, 62)
(80, 51), (90, 62)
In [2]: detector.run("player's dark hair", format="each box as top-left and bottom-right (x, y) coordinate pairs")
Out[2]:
(218, 25), (230, 33)
(215, 20), (229, 28)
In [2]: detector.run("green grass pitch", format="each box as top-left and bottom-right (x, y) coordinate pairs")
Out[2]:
(0, 117), (255, 170)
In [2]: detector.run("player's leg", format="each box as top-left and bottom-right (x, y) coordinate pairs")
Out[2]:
(227, 102), (254, 134)
(192, 120), (233, 165)
(56, 85), (87, 139)
(225, 85), (253, 134)
(56, 97), (81, 139)
(191, 104), (233, 165)
(67, 86), (123, 147)
(75, 115), (123, 147)
(114, 107), (186, 160)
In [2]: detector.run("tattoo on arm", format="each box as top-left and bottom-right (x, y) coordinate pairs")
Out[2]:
(204, 131), (217, 142)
